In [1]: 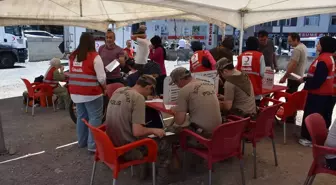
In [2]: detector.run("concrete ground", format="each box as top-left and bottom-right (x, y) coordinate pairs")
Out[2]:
(0, 60), (335, 185)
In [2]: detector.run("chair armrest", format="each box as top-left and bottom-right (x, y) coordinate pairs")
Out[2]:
(226, 115), (244, 121)
(116, 138), (158, 162)
(272, 91), (292, 101)
(98, 124), (106, 132)
(260, 97), (283, 107)
(313, 145), (336, 159)
(179, 129), (210, 149)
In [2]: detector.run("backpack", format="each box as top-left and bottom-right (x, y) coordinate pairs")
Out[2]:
(34, 75), (44, 83)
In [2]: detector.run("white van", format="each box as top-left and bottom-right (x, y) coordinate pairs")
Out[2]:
(300, 37), (319, 57)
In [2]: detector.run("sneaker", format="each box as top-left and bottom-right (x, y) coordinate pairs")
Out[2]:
(298, 139), (312, 147)
(88, 148), (96, 154)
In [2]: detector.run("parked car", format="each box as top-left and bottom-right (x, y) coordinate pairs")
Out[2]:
(274, 46), (291, 56)
(24, 30), (61, 39)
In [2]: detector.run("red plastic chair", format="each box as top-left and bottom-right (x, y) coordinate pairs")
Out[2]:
(82, 119), (158, 185)
(180, 117), (250, 185)
(21, 78), (55, 116)
(106, 83), (125, 99)
(242, 98), (283, 178)
(273, 90), (308, 144)
(303, 113), (336, 185)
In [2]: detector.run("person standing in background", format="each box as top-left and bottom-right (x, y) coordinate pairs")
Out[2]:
(98, 30), (125, 85)
(68, 32), (106, 153)
(236, 36), (266, 105)
(124, 40), (134, 59)
(298, 36), (335, 147)
(131, 25), (150, 69)
(210, 36), (234, 95)
(258, 30), (279, 72)
(178, 37), (186, 49)
(210, 36), (234, 62)
(189, 41), (216, 72)
(325, 39), (336, 135)
(149, 35), (167, 95)
(279, 33), (307, 123)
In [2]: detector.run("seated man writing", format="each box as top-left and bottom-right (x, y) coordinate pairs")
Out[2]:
(169, 67), (222, 137)
(105, 75), (167, 180)
(216, 57), (257, 118)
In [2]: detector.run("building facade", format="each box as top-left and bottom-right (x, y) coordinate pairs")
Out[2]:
(252, 13), (336, 38)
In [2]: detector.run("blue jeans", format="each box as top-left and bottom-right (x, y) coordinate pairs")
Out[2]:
(76, 96), (104, 150)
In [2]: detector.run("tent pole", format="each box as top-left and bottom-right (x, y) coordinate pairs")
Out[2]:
(79, 0), (83, 17)
(0, 114), (6, 154)
(221, 26), (226, 42)
(239, 11), (245, 54)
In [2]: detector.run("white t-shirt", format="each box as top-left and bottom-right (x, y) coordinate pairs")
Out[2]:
(325, 119), (336, 159)
(134, 38), (150, 64)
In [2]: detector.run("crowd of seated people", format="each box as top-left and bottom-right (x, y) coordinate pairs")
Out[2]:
(60, 29), (336, 185)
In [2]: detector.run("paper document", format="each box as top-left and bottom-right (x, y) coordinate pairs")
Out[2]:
(145, 99), (164, 103)
(105, 59), (120, 72)
(164, 104), (176, 110)
(289, 73), (301, 80)
(148, 132), (175, 138)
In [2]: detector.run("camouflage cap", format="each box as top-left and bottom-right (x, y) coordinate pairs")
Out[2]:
(169, 67), (191, 85)
(216, 57), (233, 71)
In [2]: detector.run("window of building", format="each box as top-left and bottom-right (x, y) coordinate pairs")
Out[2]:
(286, 19), (290, 26)
(331, 16), (336, 25)
(290, 18), (297, 26)
(272, 21), (278, 26)
(278, 19), (286, 26)
(304, 15), (320, 26)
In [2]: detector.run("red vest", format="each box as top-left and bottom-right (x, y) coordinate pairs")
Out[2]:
(68, 51), (103, 96)
(236, 51), (263, 95)
(44, 67), (59, 87)
(307, 53), (334, 96)
(189, 51), (211, 73)
(333, 55), (336, 96)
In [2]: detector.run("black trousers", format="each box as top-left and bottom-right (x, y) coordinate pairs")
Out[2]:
(285, 79), (301, 121)
(301, 93), (333, 141)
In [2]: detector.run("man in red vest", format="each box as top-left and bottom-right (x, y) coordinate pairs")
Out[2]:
(298, 36), (335, 147)
(124, 40), (134, 59)
(236, 36), (265, 104)
(189, 41), (216, 73)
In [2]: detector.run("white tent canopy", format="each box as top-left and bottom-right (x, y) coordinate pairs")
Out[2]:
(1, 0), (335, 30)
(1, 0), (336, 53)
(118, 0), (336, 29)
(0, 0), (227, 31)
